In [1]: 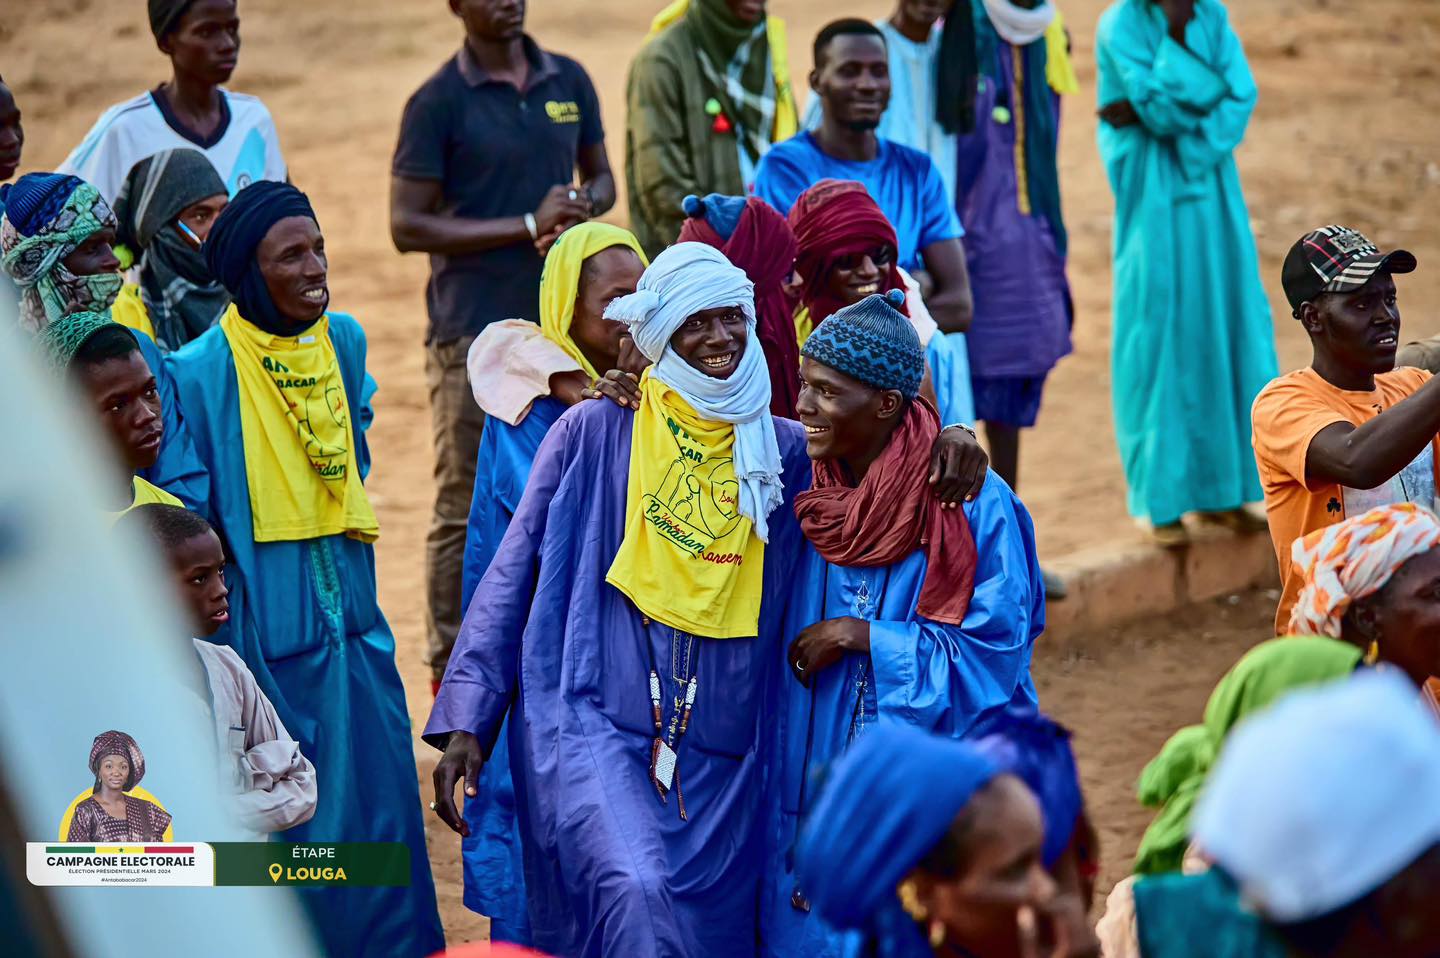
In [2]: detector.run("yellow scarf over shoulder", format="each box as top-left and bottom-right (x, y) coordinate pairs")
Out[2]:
(220, 305), (379, 543)
(606, 373), (765, 638)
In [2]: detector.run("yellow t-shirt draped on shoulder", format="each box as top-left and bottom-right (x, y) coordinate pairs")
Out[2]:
(110, 283), (156, 343)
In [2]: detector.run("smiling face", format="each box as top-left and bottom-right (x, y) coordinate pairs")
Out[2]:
(168, 528), (230, 637)
(62, 226), (122, 277)
(795, 356), (904, 470)
(452, 0), (526, 43)
(98, 754), (131, 793)
(570, 246), (644, 374)
(813, 33), (891, 131)
(821, 244), (895, 307)
(256, 216), (329, 327)
(0, 80), (23, 181)
(669, 305), (749, 379)
(917, 775), (1058, 958)
(75, 349), (164, 472)
(161, 0), (241, 86)
(1300, 272), (1401, 376)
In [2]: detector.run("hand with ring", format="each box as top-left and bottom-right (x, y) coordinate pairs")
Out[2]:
(787, 616), (870, 686)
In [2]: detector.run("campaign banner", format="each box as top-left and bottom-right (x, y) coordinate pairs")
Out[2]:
(30, 843), (215, 886)
(28, 842), (412, 888)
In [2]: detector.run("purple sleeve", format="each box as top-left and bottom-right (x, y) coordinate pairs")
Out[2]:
(423, 416), (574, 754)
(67, 803), (92, 842)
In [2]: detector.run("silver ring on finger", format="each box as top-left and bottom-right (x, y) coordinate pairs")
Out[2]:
(429, 801), (438, 811)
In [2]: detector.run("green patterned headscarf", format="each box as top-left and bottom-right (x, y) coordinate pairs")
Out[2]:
(37, 310), (127, 372)
(1132, 636), (1362, 875)
(1, 180), (123, 333)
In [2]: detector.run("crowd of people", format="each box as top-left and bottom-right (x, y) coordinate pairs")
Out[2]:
(5, 0), (1439, 956)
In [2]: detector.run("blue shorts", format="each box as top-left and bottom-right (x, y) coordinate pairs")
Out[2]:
(971, 374), (1047, 428)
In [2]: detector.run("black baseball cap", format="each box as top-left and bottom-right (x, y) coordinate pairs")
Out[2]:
(1281, 225), (1417, 312)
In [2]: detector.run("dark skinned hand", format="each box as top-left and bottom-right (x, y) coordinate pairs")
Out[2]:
(582, 368), (643, 408)
(431, 731), (484, 837)
(788, 616), (870, 685)
(1097, 100), (1140, 127)
(534, 184), (590, 236)
(930, 425), (989, 506)
(548, 369), (590, 407)
(616, 336), (652, 378)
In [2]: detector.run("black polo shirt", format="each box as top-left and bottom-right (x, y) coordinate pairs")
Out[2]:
(393, 37), (603, 343)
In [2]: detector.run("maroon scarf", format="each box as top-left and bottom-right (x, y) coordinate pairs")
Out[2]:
(678, 197), (802, 419)
(787, 178), (909, 328)
(794, 398), (976, 625)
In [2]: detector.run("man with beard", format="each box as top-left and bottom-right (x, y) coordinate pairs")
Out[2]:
(754, 19), (973, 339)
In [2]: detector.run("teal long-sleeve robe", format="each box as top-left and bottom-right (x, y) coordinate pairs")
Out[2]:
(1096, 0), (1278, 525)
(168, 312), (444, 958)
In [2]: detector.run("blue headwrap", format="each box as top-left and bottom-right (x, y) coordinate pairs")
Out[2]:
(970, 706), (1085, 868)
(680, 193), (748, 242)
(795, 722), (1000, 933)
(202, 180), (318, 336)
(3, 173), (85, 237)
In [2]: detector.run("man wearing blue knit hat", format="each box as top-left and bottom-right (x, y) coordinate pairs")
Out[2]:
(765, 288), (1048, 956)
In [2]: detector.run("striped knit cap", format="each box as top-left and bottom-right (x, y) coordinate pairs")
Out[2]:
(37, 310), (126, 372)
(801, 289), (923, 398)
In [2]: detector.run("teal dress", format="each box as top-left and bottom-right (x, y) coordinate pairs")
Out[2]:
(168, 313), (444, 958)
(1096, 0), (1277, 525)
(1133, 870), (1288, 957)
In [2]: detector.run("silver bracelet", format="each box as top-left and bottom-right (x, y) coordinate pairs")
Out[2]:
(524, 212), (539, 241)
(943, 422), (978, 439)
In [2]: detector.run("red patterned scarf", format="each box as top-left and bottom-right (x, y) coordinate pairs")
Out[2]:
(794, 398), (977, 624)
(787, 178), (910, 328)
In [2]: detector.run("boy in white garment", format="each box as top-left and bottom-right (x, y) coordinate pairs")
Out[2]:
(121, 503), (317, 835)
(58, 0), (285, 203)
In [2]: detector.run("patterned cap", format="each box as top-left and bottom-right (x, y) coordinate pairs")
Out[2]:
(801, 289), (923, 398)
(3, 172), (85, 237)
(37, 310), (129, 371)
(1281, 225), (1417, 311)
(89, 729), (146, 788)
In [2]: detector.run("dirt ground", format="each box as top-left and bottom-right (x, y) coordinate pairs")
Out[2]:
(6, 0), (1439, 946)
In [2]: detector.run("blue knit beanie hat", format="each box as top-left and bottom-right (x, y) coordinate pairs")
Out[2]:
(681, 193), (748, 242)
(4, 173), (85, 236)
(801, 289), (923, 399)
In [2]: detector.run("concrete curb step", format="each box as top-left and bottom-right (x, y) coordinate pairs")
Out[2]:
(1043, 524), (1280, 653)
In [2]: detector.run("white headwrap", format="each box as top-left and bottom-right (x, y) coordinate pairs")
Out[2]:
(605, 242), (784, 541)
(981, 0), (1056, 46)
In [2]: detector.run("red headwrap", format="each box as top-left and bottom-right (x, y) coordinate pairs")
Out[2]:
(794, 398), (976, 625)
(678, 197), (802, 418)
(787, 179), (910, 328)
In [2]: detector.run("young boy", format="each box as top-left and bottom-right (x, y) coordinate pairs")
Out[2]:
(119, 503), (317, 835)
(40, 310), (180, 516)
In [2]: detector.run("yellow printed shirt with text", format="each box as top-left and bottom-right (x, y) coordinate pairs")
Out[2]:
(607, 373), (765, 638)
(219, 306), (379, 543)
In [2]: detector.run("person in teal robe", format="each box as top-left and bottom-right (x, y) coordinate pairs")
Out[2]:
(168, 182), (443, 957)
(1096, 0), (1277, 543)
(764, 292), (1043, 957)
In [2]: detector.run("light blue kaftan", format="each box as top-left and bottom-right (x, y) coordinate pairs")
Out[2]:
(168, 313), (444, 958)
(455, 394), (565, 946)
(760, 472), (1045, 957)
(135, 328), (209, 516)
(1096, 0), (1278, 525)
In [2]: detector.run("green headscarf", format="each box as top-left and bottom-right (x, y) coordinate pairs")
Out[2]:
(1132, 636), (1362, 875)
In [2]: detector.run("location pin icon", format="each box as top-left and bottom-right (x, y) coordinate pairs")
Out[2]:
(268, 863), (283, 883)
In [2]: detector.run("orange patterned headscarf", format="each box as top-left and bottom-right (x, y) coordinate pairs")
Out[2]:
(1288, 503), (1440, 638)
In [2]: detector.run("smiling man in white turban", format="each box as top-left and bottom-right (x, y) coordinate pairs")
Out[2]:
(425, 241), (815, 957)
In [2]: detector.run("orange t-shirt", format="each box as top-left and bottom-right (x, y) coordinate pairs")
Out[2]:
(1252, 366), (1439, 633)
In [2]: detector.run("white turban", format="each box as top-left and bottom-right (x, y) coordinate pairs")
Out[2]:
(605, 242), (783, 541)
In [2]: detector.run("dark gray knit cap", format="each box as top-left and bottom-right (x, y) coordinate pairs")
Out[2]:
(801, 289), (923, 398)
